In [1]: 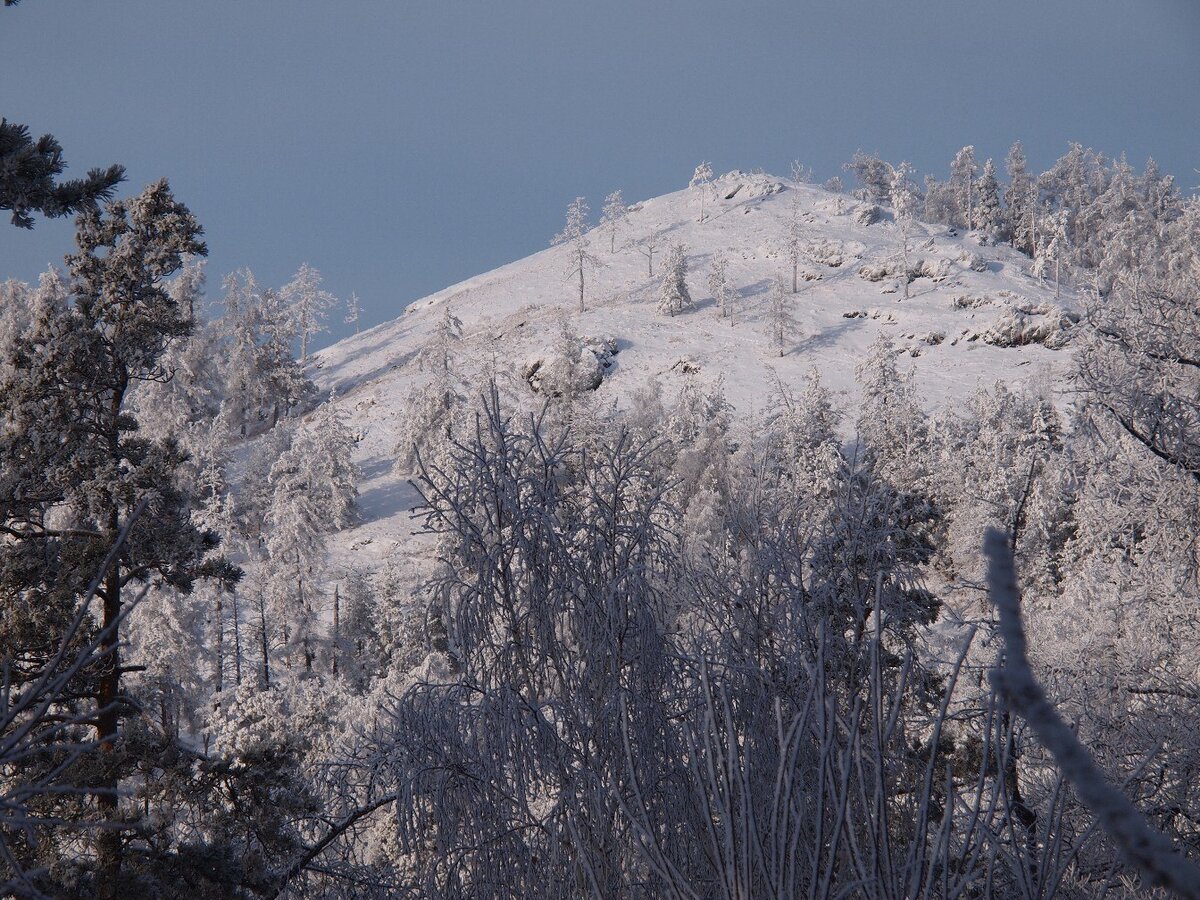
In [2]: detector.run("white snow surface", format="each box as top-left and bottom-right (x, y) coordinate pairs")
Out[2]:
(307, 172), (1078, 577)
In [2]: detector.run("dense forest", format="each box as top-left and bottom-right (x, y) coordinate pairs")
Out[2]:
(3, 120), (1200, 898)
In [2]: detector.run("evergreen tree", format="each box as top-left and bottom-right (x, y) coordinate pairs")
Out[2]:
(266, 398), (359, 672)
(552, 197), (602, 312)
(690, 160), (714, 222)
(707, 253), (736, 322)
(395, 305), (464, 473)
(975, 157), (1002, 236)
(217, 269), (312, 435)
(780, 193), (805, 292)
(0, 179), (238, 894)
(889, 161), (919, 300)
(600, 189), (627, 253)
(766, 275), (796, 356)
(0, 118), (124, 228)
(656, 242), (691, 316)
(281, 263), (337, 361)
(950, 145), (978, 230)
(844, 150), (894, 203)
(1004, 141), (1036, 253)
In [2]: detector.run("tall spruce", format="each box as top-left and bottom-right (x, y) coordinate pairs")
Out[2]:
(0, 180), (238, 895)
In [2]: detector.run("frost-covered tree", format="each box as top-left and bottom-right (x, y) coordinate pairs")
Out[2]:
(890, 161), (919, 300)
(975, 157), (1002, 236)
(766, 274), (796, 356)
(552, 196), (602, 312)
(761, 368), (843, 500)
(266, 399), (359, 672)
(0, 118), (125, 228)
(1035, 207), (1069, 299)
(217, 269), (312, 435)
(394, 304), (465, 474)
(281, 262), (337, 361)
(950, 145), (978, 230)
(690, 160), (714, 222)
(636, 225), (663, 277)
(707, 253), (736, 322)
(1004, 141), (1037, 253)
(600, 189), (627, 253)
(0, 180), (239, 893)
(656, 242), (691, 316)
(344, 291), (361, 333)
(780, 194), (805, 292)
(844, 149), (894, 203)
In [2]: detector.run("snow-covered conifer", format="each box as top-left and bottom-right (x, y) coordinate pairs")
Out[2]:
(975, 157), (1002, 236)
(656, 242), (691, 316)
(281, 262), (337, 360)
(344, 291), (361, 333)
(707, 253), (736, 322)
(266, 399), (359, 670)
(766, 275), (796, 357)
(889, 161), (919, 300)
(690, 161), (714, 222)
(844, 150), (893, 203)
(781, 194), (805, 292)
(395, 304), (465, 473)
(218, 269), (313, 434)
(552, 196), (602, 312)
(600, 189), (627, 253)
(950, 145), (978, 230)
(1004, 141), (1036, 253)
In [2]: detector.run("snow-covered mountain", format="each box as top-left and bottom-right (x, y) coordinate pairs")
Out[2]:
(310, 171), (1080, 575)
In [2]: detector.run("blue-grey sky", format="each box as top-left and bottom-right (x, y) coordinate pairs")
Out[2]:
(3, 0), (1197, 349)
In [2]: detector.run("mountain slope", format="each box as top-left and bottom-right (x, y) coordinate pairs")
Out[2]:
(310, 171), (1079, 575)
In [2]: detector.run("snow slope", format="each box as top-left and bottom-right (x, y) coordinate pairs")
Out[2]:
(309, 171), (1080, 576)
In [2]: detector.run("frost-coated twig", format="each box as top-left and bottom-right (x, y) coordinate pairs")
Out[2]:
(984, 527), (1200, 899)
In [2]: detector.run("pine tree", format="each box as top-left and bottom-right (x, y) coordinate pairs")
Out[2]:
(781, 194), (805, 292)
(218, 269), (312, 434)
(656, 243), (691, 317)
(766, 275), (795, 356)
(975, 158), (1002, 235)
(690, 161), (714, 222)
(266, 400), (359, 672)
(552, 197), (602, 312)
(600, 189), (627, 253)
(0, 118), (125, 228)
(844, 150), (894, 203)
(1004, 141), (1036, 253)
(281, 262), (337, 361)
(0, 179), (239, 894)
(890, 161), (919, 300)
(707, 254), (736, 322)
(950, 145), (978, 230)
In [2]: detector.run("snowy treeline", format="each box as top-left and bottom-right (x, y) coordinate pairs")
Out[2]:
(2, 143), (1200, 898)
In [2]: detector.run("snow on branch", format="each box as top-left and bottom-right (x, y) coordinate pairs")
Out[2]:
(984, 527), (1200, 899)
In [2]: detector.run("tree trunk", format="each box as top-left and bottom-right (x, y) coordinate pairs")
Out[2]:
(215, 592), (224, 697)
(232, 588), (243, 687)
(259, 590), (271, 688)
(332, 585), (340, 676)
(95, 386), (126, 899)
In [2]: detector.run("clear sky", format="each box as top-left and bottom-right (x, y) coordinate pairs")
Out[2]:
(2, 0), (1197, 349)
